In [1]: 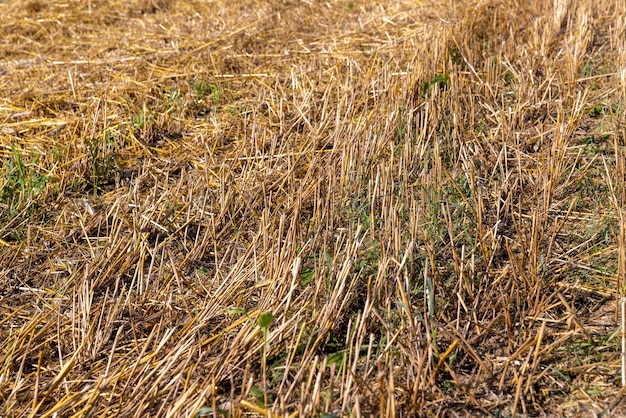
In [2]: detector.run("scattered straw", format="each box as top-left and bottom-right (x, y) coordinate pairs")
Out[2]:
(1, 0), (626, 416)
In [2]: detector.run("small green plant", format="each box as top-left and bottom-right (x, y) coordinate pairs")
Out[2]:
(504, 70), (516, 86)
(226, 306), (250, 318)
(589, 103), (603, 118)
(225, 308), (275, 405)
(258, 311), (273, 352)
(582, 135), (599, 154)
(193, 406), (228, 417)
(355, 240), (380, 277)
(164, 88), (183, 113)
(327, 350), (345, 373)
(132, 111), (146, 131)
(258, 311), (273, 406)
(192, 79), (213, 103)
(131, 109), (155, 135)
(422, 73), (449, 96)
(448, 47), (465, 67)
(580, 59), (594, 77)
(250, 385), (265, 405)
(204, 82), (221, 104)
(87, 131), (120, 193)
(195, 266), (210, 277)
(0, 145), (48, 218)
(300, 267), (315, 286)
(396, 104), (407, 142)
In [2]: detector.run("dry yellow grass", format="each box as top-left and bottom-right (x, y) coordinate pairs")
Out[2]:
(1, 0), (626, 416)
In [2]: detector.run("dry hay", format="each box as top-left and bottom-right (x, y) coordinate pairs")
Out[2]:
(1, 0), (626, 416)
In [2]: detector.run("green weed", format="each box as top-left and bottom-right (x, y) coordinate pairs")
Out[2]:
(0, 145), (48, 219)
(422, 73), (449, 96)
(87, 129), (121, 193)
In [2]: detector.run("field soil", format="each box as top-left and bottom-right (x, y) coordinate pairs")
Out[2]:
(2, 0), (626, 416)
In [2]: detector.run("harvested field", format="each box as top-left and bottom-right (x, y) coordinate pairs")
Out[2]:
(1, 0), (626, 416)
